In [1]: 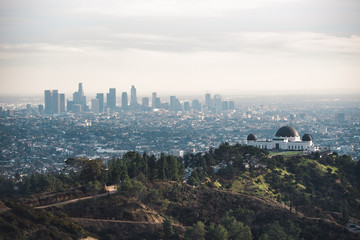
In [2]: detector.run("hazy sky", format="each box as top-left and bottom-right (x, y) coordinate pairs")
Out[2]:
(0, 0), (359, 96)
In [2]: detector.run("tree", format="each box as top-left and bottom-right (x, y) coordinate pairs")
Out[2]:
(163, 218), (174, 239)
(158, 153), (167, 180)
(258, 233), (269, 240)
(167, 156), (179, 181)
(207, 223), (229, 240)
(107, 158), (128, 185)
(227, 220), (252, 240)
(188, 171), (200, 186)
(185, 221), (206, 240)
(65, 158), (105, 184)
(148, 155), (157, 181)
(262, 221), (288, 240)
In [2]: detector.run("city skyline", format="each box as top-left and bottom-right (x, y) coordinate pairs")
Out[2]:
(0, 0), (360, 96)
(42, 83), (236, 114)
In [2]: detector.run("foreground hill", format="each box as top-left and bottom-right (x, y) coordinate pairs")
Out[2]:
(1, 143), (359, 239)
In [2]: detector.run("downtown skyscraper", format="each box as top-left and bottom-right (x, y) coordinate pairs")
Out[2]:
(107, 88), (116, 111)
(44, 90), (65, 114)
(96, 93), (104, 113)
(130, 85), (137, 106)
(122, 92), (128, 110)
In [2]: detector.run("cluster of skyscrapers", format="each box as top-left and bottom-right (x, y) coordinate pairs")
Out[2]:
(44, 90), (65, 114)
(44, 83), (235, 114)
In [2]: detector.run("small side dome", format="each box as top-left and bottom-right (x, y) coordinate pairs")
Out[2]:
(302, 134), (312, 141)
(247, 134), (257, 141)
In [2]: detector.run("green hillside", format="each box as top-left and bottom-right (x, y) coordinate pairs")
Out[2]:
(0, 143), (359, 239)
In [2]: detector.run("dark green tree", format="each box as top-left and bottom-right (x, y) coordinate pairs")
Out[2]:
(163, 218), (174, 239)
(185, 221), (206, 240)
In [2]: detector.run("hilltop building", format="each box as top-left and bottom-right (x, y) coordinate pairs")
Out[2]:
(247, 126), (318, 151)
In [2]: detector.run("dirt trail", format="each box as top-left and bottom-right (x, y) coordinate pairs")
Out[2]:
(72, 217), (163, 224)
(34, 185), (117, 209)
(72, 217), (184, 228)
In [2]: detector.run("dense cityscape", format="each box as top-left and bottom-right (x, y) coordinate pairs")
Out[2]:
(0, 83), (359, 178)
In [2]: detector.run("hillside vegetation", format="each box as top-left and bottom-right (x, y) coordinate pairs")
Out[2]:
(0, 143), (359, 239)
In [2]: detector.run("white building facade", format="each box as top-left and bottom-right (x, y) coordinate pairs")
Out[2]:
(247, 126), (317, 151)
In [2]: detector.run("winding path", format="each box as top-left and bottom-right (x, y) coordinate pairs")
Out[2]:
(34, 185), (117, 209)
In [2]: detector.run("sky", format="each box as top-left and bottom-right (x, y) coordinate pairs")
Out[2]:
(0, 0), (359, 96)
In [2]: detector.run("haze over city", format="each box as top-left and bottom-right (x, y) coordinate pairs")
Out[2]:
(1, 0), (360, 96)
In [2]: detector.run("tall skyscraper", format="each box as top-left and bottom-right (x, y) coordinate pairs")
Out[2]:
(44, 89), (65, 114)
(205, 93), (211, 112)
(122, 92), (128, 109)
(91, 98), (100, 113)
(222, 101), (229, 111)
(96, 93), (104, 113)
(170, 96), (176, 111)
(170, 96), (181, 111)
(26, 104), (32, 115)
(73, 83), (86, 109)
(214, 94), (222, 114)
(67, 99), (73, 112)
(130, 85), (137, 106)
(66, 83), (86, 113)
(152, 92), (157, 108)
(142, 97), (149, 108)
(184, 102), (190, 111)
(229, 101), (235, 110)
(52, 90), (59, 113)
(44, 90), (53, 114)
(38, 104), (44, 115)
(59, 93), (65, 113)
(155, 97), (161, 109)
(107, 88), (116, 111)
(192, 99), (201, 111)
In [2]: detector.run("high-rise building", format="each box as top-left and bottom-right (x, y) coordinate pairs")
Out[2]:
(170, 96), (176, 111)
(155, 97), (161, 108)
(107, 88), (116, 111)
(67, 100), (73, 112)
(214, 94), (222, 114)
(44, 89), (65, 114)
(73, 83), (86, 110)
(59, 94), (65, 113)
(192, 100), (201, 111)
(205, 93), (211, 109)
(229, 101), (235, 110)
(26, 104), (32, 115)
(130, 85), (137, 106)
(91, 98), (100, 113)
(96, 93), (104, 113)
(71, 104), (82, 113)
(222, 101), (229, 111)
(152, 92), (157, 108)
(38, 104), (44, 115)
(122, 92), (128, 109)
(52, 90), (60, 113)
(184, 102), (190, 111)
(44, 90), (53, 114)
(142, 97), (149, 108)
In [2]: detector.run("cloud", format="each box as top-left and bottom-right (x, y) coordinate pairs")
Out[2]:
(1, 32), (359, 56)
(70, 0), (301, 18)
(96, 32), (360, 54)
(0, 43), (86, 53)
(229, 32), (360, 54)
